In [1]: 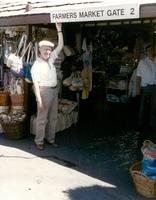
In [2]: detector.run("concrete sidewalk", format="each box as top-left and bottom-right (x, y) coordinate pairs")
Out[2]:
(0, 130), (149, 200)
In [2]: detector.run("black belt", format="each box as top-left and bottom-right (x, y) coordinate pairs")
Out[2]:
(40, 86), (57, 89)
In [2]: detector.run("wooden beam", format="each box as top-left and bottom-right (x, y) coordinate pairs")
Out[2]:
(140, 4), (156, 18)
(0, 14), (51, 26)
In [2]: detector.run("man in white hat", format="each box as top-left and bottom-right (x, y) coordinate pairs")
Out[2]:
(31, 23), (64, 150)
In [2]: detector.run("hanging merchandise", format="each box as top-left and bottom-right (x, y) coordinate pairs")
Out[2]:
(81, 67), (90, 99)
(9, 71), (24, 95)
(11, 44), (31, 77)
(55, 51), (65, 98)
(4, 41), (17, 65)
(9, 73), (17, 95)
(82, 38), (93, 68)
(6, 33), (27, 68)
(63, 45), (75, 57)
(133, 36), (145, 59)
(128, 68), (137, 97)
(6, 34), (28, 75)
(3, 70), (11, 91)
(63, 71), (83, 91)
(15, 78), (23, 95)
(82, 38), (93, 94)
(22, 41), (34, 83)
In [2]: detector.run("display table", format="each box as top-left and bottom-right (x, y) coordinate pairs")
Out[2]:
(30, 99), (78, 135)
(30, 111), (78, 135)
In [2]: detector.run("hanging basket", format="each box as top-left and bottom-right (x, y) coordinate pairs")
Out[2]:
(1, 120), (26, 139)
(129, 161), (156, 198)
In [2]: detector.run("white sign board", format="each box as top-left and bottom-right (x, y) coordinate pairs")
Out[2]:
(50, 4), (139, 23)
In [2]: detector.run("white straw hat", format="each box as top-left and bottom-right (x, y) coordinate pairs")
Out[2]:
(39, 40), (54, 48)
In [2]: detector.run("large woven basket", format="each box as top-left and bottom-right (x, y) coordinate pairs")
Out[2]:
(0, 91), (10, 106)
(10, 94), (24, 106)
(129, 161), (156, 198)
(1, 121), (26, 139)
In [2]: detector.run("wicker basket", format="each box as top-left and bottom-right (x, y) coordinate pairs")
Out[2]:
(10, 94), (24, 106)
(129, 161), (156, 198)
(0, 91), (10, 106)
(1, 121), (26, 139)
(0, 106), (9, 113)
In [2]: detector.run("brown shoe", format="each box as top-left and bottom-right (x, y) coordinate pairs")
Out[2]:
(36, 144), (44, 150)
(51, 143), (59, 148)
(45, 139), (59, 148)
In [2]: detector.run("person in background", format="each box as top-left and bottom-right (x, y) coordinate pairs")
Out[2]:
(136, 44), (156, 140)
(128, 66), (141, 130)
(31, 23), (64, 150)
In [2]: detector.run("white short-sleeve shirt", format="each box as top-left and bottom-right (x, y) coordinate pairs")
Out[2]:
(31, 50), (58, 87)
(136, 57), (156, 87)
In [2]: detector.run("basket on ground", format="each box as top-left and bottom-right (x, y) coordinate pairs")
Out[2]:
(0, 91), (10, 106)
(129, 161), (156, 198)
(10, 94), (24, 106)
(1, 121), (26, 139)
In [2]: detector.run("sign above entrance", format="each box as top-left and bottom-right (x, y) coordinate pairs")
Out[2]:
(50, 4), (140, 23)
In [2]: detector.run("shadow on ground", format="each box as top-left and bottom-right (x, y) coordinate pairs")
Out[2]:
(0, 96), (153, 200)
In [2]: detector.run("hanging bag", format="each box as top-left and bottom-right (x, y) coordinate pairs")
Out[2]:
(23, 42), (34, 83)
(11, 36), (28, 75)
(11, 40), (32, 78)
(6, 34), (27, 68)
(7, 34), (28, 77)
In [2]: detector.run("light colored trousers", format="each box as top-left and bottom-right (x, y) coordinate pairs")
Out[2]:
(35, 86), (58, 145)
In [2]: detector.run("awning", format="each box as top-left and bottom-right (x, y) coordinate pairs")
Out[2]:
(0, 0), (156, 26)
